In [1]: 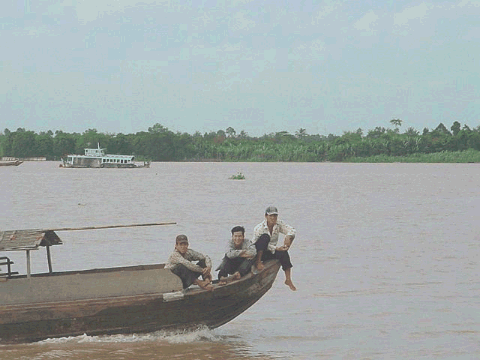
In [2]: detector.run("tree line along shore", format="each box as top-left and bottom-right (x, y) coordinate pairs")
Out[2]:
(2, 120), (480, 163)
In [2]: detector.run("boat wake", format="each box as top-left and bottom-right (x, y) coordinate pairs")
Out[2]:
(36, 327), (218, 345)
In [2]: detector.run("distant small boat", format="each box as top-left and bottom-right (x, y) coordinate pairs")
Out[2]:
(0, 223), (281, 343)
(0, 160), (23, 167)
(61, 144), (150, 168)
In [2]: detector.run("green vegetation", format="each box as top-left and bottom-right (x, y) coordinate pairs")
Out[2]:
(1, 120), (480, 163)
(229, 172), (246, 180)
(346, 149), (480, 163)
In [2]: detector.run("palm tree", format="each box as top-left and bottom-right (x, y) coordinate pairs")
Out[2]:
(295, 128), (307, 139)
(226, 127), (236, 138)
(390, 119), (402, 132)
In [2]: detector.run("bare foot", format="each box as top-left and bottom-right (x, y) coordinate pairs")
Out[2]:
(196, 279), (214, 291)
(285, 280), (297, 291)
(218, 277), (228, 286)
(256, 262), (265, 271)
(232, 272), (241, 280)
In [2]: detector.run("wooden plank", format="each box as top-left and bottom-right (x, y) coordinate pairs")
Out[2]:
(0, 230), (47, 251)
(45, 222), (177, 232)
(0, 266), (182, 305)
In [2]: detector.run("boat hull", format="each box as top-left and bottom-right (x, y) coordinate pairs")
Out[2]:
(61, 163), (149, 168)
(61, 160), (149, 168)
(0, 261), (280, 343)
(0, 160), (23, 166)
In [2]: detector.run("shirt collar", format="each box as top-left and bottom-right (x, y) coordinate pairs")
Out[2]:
(263, 219), (278, 229)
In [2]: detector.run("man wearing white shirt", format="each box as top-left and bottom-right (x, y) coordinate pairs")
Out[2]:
(253, 206), (297, 291)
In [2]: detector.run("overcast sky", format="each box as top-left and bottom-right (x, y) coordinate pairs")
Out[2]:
(1, 0), (479, 137)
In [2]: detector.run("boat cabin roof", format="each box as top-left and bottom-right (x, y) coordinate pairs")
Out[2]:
(84, 143), (106, 157)
(85, 148), (106, 156)
(0, 230), (62, 252)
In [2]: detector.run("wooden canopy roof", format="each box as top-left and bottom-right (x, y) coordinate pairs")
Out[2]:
(0, 222), (176, 252)
(0, 230), (62, 251)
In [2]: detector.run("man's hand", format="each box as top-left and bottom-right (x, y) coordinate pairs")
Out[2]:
(202, 266), (211, 276)
(275, 245), (289, 252)
(202, 272), (212, 283)
(239, 250), (255, 259)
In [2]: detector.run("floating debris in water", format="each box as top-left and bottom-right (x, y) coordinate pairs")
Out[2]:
(229, 172), (245, 180)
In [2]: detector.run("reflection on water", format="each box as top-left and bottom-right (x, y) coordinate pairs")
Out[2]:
(2, 162), (480, 359)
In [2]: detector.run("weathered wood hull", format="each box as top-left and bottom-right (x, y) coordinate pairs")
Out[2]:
(0, 260), (280, 343)
(0, 160), (23, 166)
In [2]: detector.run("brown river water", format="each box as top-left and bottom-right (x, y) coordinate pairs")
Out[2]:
(1, 161), (480, 359)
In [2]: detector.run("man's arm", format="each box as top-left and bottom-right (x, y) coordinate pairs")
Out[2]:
(278, 220), (296, 238)
(169, 251), (204, 273)
(278, 220), (296, 250)
(225, 242), (243, 259)
(188, 249), (212, 276)
(188, 249), (212, 266)
(203, 254), (212, 270)
(241, 239), (257, 258)
(201, 254), (212, 277)
(252, 222), (264, 243)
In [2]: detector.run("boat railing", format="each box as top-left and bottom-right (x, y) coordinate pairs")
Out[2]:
(0, 256), (18, 278)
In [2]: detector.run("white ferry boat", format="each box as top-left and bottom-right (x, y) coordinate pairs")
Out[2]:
(61, 145), (150, 168)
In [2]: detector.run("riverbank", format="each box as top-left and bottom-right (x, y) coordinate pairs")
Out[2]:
(7, 150), (480, 164)
(345, 149), (480, 163)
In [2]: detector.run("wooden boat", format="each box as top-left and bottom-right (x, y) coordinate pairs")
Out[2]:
(0, 160), (23, 166)
(0, 224), (281, 343)
(61, 144), (150, 168)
